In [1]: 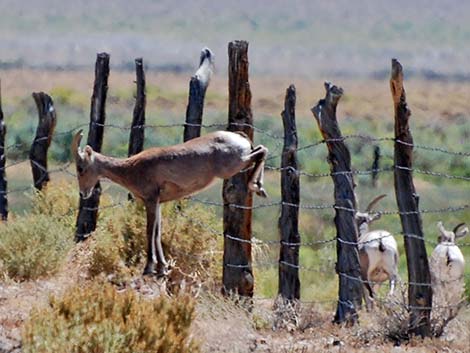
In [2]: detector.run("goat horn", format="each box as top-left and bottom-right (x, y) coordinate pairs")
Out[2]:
(71, 129), (84, 162)
(365, 194), (387, 212)
(453, 223), (466, 234)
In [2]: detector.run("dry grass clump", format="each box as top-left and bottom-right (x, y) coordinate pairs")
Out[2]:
(22, 281), (198, 353)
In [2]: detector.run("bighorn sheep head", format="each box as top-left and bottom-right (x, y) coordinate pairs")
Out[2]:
(437, 222), (468, 244)
(72, 129), (99, 199)
(355, 194), (387, 234)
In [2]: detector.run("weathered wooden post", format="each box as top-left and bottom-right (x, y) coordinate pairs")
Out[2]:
(371, 146), (380, 187)
(311, 82), (363, 325)
(29, 92), (57, 190)
(127, 58), (146, 200)
(390, 58), (432, 337)
(0, 82), (7, 221)
(128, 58), (146, 158)
(278, 85), (300, 301)
(184, 48), (214, 142)
(76, 52), (110, 241)
(222, 40), (254, 297)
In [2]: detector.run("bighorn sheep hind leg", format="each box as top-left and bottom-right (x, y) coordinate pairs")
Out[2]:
(143, 195), (169, 277)
(246, 145), (268, 197)
(154, 200), (169, 277)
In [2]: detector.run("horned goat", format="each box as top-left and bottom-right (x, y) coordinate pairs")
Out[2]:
(355, 195), (399, 308)
(430, 222), (467, 311)
(72, 129), (268, 277)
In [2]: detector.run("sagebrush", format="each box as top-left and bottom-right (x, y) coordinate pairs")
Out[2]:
(22, 281), (198, 353)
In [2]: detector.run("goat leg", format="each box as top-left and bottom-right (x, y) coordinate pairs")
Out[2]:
(246, 145), (268, 197)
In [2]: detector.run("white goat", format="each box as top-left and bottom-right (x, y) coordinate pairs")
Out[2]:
(430, 222), (467, 311)
(355, 195), (399, 308)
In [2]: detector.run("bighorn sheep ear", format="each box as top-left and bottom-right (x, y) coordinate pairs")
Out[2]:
(437, 221), (447, 242)
(454, 223), (468, 239)
(437, 221), (446, 235)
(83, 145), (94, 163)
(370, 212), (382, 222)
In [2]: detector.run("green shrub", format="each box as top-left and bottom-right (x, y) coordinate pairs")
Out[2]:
(0, 213), (73, 280)
(87, 200), (222, 287)
(30, 180), (78, 228)
(22, 282), (199, 353)
(88, 201), (147, 278)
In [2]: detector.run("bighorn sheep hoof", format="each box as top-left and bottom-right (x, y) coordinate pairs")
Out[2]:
(156, 263), (171, 278)
(143, 262), (158, 276)
(256, 188), (268, 198)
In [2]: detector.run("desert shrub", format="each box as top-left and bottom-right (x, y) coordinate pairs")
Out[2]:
(0, 213), (73, 280)
(87, 200), (222, 287)
(22, 282), (198, 353)
(30, 180), (79, 228)
(162, 200), (222, 286)
(87, 201), (147, 278)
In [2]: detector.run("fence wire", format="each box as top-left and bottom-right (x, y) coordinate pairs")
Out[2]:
(1, 120), (469, 312)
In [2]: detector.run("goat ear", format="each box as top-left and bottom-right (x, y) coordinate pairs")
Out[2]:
(370, 212), (381, 222)
(437, 221), (446, 235)
(455, 225), (468, 239)
(83, 145), (94, 162)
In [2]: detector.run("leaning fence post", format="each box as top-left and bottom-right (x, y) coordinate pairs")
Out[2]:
(29, 92), (57, 190)
(184, 47), (213, 142)
(0, 81), (7, 221)
(390, 58), (432, 337)
(278, 84), (300, 301)
(127, 58), (146, 200)
(311, 82), (363, 325)
(76, 52), (110, 241)
(222, 40), (254, 297)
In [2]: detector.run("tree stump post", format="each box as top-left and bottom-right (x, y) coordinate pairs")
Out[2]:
(184, 47), (213, 142)
(311, 82), (363, 325)
(222, 40), (254, 297)
(391, 58), (432, 337)
(127, 58), (146, 200)
(278, 84), (300, 301)
(29, 92), (57, 190)
(0, 82), (7, 221)
(75, 52), (110, 241)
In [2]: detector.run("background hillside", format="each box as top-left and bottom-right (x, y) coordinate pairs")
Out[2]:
(1, 0), (470, 78)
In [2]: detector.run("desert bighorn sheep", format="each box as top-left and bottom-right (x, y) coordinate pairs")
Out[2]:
(72, 130), (268, 276)
(430, 222), (467, 307)
(355, 195), (399, 308)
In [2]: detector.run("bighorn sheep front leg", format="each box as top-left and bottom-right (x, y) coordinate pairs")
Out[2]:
(246, 145), (268, 197)
(143, 195), (168, 277)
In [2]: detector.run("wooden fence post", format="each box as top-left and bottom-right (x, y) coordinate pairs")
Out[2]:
(76, 52), (110, 241)
(128, 58), (146, 158)
(222, 40), (254, 297)
(0, 82), (7, 221)
(29, 92), (57, 190)
(184, 47), (213, 142)
(278, 84), (300, 301)
(311, 82), (363, 325)
(390, 58), (432, 337)
(127, 58), (146, 200)
(371, 146), (380, 187)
